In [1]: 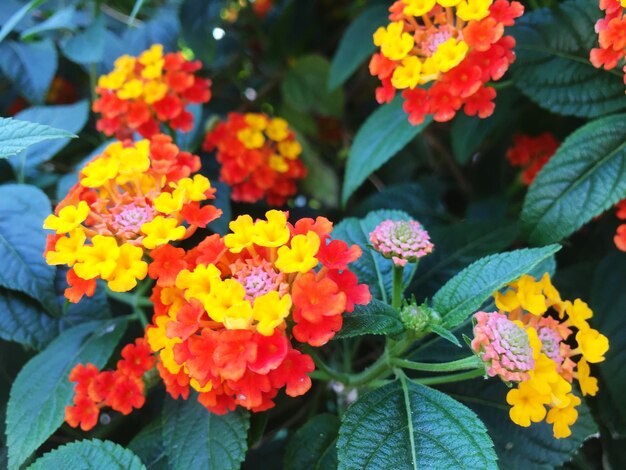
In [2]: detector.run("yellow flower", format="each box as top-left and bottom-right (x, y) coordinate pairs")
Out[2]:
(154, 191), (185, 215)
(277, 140), (302, 159)
(253, 292), (292, 336)
(139, 44), (164, 65)
(146, 314), (182, 374)
(577, 358), (598, 397)
(74, 235), (120, 280)
(546, 394), (581, 439)
(252, 210), (290, 248)
(81, 157), (120, 188)
(172, 174), (211, 202)
(141, 62), (165, 81)
(374, 22), (414, 61)
(403, 0), (436, 16)
(269, 155), (289, 173)
(456, 0), (491, 21)
(576, 328), (609, 363)
(244, 113), (268, 131)
(45, 228), (87, 266)
(266, 118), (289, 141)
(237, 128), (265, 149)
(201, 278), (248, 325)
(437, 0), (462, 6)
(494, 289), (520, 312)
(43, 201), (90, 234)
(566, 299), (593, 330)
(275, 231), (321, 273)
(507, 381), (550, 427)
(515, 275), (547, 315)
(117, 79), (144, 100)
(97, 71), (127, 90)
(540, 273), (562, 305)
(175, 264), (221, 302)
(141, 216), (186, 249)
(117, 143), (151, 178)
(224, 215), (256, 253)
(190, 378), (213, 393)
(114, 55), (137, 74)
(391, 56), (423, 90)
(431, 38), (469, 73)
(106, 244), (148, 292)
(223, 300), (254, 330)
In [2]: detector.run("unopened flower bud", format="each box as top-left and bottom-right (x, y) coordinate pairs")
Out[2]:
(369, 219), (434, 267)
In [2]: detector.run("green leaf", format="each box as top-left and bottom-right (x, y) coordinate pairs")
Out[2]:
(0, 184), (59, 315)
(521, 114), (626, 245)
(432, 245), (561, 328)
(20, 6), (77, 39)
(328, 5), (388, 90)
(6, 320), (128, 469)
(511, 0), (626, 118)
(0, 0), (43, 44)
(0, 117), (75, 159)
(208, 181), (232, 236)
(10, 101), (90, 171)
(162, 395), (249, 470)
(284, 414), (339, 470)
(438, 379), (598, 469)
(333, 209), (412, 302)
(61, 16), (105, 65)
(129, 420), (170, 470)
(178, 0), (222, 65)
(27, 439), (145, 470)
(337, 380), (497, 469)
(298, 133), (339, 208)
(282, 55), (344, 118)
(342, 97), (432, 205)
(334, 298), (404, 339)
(0, 39), (57, 104)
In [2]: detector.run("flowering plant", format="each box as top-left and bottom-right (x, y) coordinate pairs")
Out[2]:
(0, 0), (624, 469)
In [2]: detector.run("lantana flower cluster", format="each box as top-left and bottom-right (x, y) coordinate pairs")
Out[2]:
(472, 274), (609, 438)
(590, 0), (626, 87)
(145, 210), (371, 414)
(369, 219), (434, 266)
(203, 113), (307, 205)
(93, 44), (212, 139)
(506, 132), (559, 185)
(43, 135), (220, 302)
(65, 339), (155, 431)
(369, 0), (524, 124)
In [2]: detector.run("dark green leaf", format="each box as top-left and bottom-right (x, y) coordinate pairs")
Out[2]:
(0, 117), (75, 159)
(61, 16), (105, 65)
(342, 97), (431, 205)
(284, 414), (339, 470)
(178, 0), (221, 65)
(20, 6), (77, 39)
(337, 380), (497, 469)
(432, 245), (561, 328)
(0, 0), (43, 44)
(299, 134), (339, 208)
(521, 114), (626, 245)
(6, 320), (128, 469)
(129, 420), (170, 470)
(208, 181), (231, 236)
(334, 298), (404, 339)
(511, 0), (626, 117)
(328, 5), (388, 90)
(27, 439), (145, 470)
(162, 395), (249, 470)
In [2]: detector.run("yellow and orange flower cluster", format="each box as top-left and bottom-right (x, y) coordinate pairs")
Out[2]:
(477, 274), (609, 438)
(43, 134), (220, 302)
(93, 44), (212, 139)
(590, 0), (626, 88)
(203, 113), (307, 205)
(370, 0), (523, 124)
(145, 210), (371, 414)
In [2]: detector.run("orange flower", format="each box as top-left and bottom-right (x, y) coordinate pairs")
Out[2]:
(506, 133), (560, 185)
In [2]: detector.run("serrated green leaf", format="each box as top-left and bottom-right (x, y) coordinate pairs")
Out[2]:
(129, 420), (170, 470)
(27, 439), (145, 470)
(284, 414), (339, 470)
(511, 0), (626, 117)
(521, 114), (626, 245)
(0, 117), (74, 159)
(432, 245), (561, 328)
(333, 209), (413, 302)
(162, 395), (249, 470)
(6, 320), (128, 469)
(328, 5), (388, 90)
(342, 97), (431, 205)
(0, 184), (59, 315)
(438, 379), (598, 469)
(334, 298), (404, 339)
(337, 380), (497, 469)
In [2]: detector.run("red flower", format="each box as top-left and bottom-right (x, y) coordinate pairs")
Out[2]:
(292, 273), (346, 323)
(65, 268), (97, 304)
(317, 239), (362, 270)
(117, 339), (156, 378)
(65, 396), (99, 431)
(269, 349), (315, 397)
(148, 245), (188, 287)
(105, 375), (145, 415)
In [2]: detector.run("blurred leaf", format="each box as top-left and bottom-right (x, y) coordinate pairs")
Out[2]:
(178, 0), (221, 65)
(511, 0), (626, 118)
(328, 4), (388, 90)
(333, 209), (412, 302)
(0, 117), (75, 159)
(61, 16), (105, 65)
(0, 184), (58, 315)
(176, 103), (204, 152)
(208, 181), (231, 236)
(284, 414), (339, 470)
(0, 0), (43, 43)
(521, 114), (626, 245)
(20, 6), (77, 39)
(28, 439), (145, 470)
(298, 134), (339, 208)
(282, 55), (344, 117)
(129, 0), (146, 24)
(0, 38), (57, 103)
(129, 420), (170, 470)
(337, 380), (497, 469)
(334, 298), (404, 340)
(342, 97), (431, 205)
(10, 100), (90, 171)
(162, 395), (249, 470)
(432, 245), (561, 328)
(6, 320), (128, 469)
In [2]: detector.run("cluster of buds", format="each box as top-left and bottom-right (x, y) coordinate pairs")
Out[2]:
(93, 44), (212, 139)
(145, 210), (371, 413)
(65, 339), (155, 431)
(43, 135), (220, 302)
(203, 113), (307, 205)
(370, 219), (434, 267)
(370, 0), (524, 124)
(506, 132), (560, 185)
(471, 274), (609, 438)
(590, 0), (626, 88)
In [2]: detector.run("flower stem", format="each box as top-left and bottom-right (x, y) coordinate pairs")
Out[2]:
(392, 265), (405, 309)
(413, 368), (485, 385)
(392, 356), (483, 373)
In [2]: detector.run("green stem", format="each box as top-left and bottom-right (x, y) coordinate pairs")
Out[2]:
(491, 79), (513, 90)
(413, 368), (485, 385)
(392, 356), (483, 373)
(392, 265), (405, 309)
